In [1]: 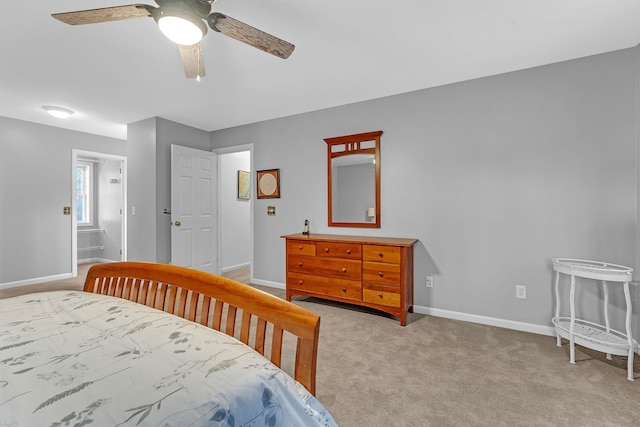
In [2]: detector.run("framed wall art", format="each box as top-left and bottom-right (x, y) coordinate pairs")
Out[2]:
(237, 170), (250, 200)
(257, 169), (280, 199)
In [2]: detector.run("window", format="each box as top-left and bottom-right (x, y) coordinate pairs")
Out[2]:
(76, 162), (93, 225)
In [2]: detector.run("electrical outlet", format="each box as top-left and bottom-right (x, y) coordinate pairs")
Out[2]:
(516, 285), (527, 299)
(425, 275), (433, 288)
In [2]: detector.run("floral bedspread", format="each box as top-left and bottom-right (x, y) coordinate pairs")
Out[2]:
(0, 291), (337, 426)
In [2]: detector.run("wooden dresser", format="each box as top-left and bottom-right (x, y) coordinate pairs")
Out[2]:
(282, 233), (418, 326)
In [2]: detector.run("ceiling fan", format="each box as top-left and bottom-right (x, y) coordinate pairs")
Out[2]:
(52, 0), (295, 79)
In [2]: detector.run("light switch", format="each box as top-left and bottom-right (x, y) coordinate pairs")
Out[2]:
(267, 206), (276, 216)
(63, 206), (71, 215)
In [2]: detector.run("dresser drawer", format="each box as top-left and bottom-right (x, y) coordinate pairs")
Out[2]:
(363, 288), (401, 308)
(363, 261), (401, 286)
(287, 273), (361, 301)
(363, 245), (401, 264)
(288, 255), (361, 281)
(286, 240), (316, 256)
(315, 242), (361, 260)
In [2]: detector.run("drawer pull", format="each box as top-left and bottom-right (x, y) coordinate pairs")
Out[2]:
(378, 272), (384, 277)
(298, 245), (303, 250)
(378, 293), (384, 299)
(342, 267), (347, 273)
(298, 280), (303, 285)
(342, 287), (347, 292)
(325, 247), (330, 253)
(378, 252), (383, 258)
(347, 249), (351, 254)
(298, 262), (303, 267)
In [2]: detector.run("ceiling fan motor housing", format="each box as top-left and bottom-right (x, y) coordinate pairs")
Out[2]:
(154, 0), (212, 19)
(152, 0), (212, 44)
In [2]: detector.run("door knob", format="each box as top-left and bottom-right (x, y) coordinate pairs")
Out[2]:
(174, 220), (181, 226)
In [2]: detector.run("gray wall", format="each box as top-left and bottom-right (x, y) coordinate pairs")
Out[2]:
(0, 116), (125, 283)
(636, 44), (640, 287)
(126, 117), (157, 262)
(211, 48), (637, 331)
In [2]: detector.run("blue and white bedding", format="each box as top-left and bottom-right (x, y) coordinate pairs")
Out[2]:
(0, 291), (337, 426)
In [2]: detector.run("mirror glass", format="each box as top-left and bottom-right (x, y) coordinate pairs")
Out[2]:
(325, 131), (381, 228)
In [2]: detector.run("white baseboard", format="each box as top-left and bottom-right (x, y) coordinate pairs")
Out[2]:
(413, 305), (556, 336)
(221, 262), (251, 274)
(0, 273), (73, 290)
(79, 258), (116, 264)
(251, 278), (285, 290)
(248, 280), (555, 336)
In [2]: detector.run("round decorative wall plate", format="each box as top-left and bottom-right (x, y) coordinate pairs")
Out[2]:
(257, 169), (280, 199)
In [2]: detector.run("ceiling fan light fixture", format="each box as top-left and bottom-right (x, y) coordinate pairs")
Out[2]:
(157, 9), (207, 46)
(43, 106), (74, 119)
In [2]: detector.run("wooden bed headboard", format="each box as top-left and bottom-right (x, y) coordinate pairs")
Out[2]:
(83, 261), (320, 395)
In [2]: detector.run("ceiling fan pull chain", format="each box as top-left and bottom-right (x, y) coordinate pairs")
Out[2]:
(196, 47), (201, 82)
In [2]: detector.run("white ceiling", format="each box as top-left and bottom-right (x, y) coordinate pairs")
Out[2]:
(2, 0), (640, 140)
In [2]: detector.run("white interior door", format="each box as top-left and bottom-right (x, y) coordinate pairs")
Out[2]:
(171, 145), (218, 274)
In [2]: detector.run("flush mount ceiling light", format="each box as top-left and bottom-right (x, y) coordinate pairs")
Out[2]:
(42, 106), (74, 119)
(155, 7), (207, 46)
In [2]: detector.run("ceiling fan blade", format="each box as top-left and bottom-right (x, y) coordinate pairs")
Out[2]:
(52, 5), (154, 25)
(208, 13), (295, 59)
(179, 43), (206, 79)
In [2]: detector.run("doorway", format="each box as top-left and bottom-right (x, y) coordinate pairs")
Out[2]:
(71, 150), (127, 277)
(214, 144), (253, 282)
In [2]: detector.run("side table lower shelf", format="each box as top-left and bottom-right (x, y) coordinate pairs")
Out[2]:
(553, 317), (635, 356)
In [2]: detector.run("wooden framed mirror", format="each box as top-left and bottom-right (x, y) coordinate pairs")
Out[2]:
(325, 130), (382, 228)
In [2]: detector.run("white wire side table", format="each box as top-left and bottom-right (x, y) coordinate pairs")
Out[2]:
(551, 258), (636, 381)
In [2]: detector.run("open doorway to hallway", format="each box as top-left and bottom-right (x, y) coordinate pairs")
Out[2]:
(216, 145), (253, 282)
(71, 150), (127, 277)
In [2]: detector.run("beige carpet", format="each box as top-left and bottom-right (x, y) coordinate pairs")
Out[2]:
(4, 264), (640, 426)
